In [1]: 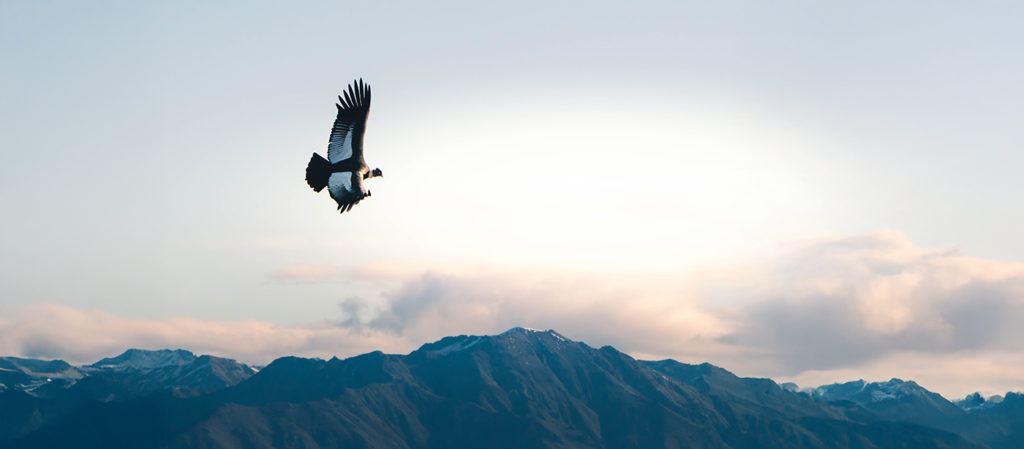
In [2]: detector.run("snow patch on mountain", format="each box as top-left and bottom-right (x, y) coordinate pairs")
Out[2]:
(87, 349), (196, 372)
(499, 327), (572, 342)
(956, 392), (1005, 411)
(811, 378), (925, 403)
(431, 336), (485, 355)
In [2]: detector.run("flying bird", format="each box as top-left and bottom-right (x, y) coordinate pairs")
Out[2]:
(305, 79), (383, 214)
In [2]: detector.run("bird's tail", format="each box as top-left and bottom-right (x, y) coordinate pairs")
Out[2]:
(305, 153), (331, 192)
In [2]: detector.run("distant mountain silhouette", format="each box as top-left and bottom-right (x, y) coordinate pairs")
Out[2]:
(810, 378), (967, 424)
(803, 378), (1012, 448)
(0, 329), (1019, 448)
(957, 392), (1005, 412)
(0, 349), (254, 440)
(968, 393), (1024, 449)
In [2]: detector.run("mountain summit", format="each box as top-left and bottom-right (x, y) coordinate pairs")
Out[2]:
(87, 348), (197, 371)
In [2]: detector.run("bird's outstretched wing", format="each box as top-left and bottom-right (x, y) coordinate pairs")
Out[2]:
(328, 79), (371, 164)
(328, 171), (370, 214)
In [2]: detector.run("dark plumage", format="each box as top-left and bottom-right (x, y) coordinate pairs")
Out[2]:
(305, 79), (383, 214)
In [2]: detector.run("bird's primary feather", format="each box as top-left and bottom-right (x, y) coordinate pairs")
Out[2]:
(327, 79), (371, 164)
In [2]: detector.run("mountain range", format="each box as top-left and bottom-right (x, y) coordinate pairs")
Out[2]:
(0, 328), (1020, 448)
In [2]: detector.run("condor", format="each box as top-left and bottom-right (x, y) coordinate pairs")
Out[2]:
(305, 79), (383, 214)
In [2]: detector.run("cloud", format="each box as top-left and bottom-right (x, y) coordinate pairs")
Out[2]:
(340, 270), (738, 360)
(777, 349), (1024, 400)
(326, 231), (1024, 396)
(0, 304), (412, 365)
(723, 231), (1024, 374)
(6, 231), (1024, 398)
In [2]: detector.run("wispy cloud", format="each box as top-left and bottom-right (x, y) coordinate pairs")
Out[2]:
(268, 264), (350, 281)
(0, 304), (411, 365)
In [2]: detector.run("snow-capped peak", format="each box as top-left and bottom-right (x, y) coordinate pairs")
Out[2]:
(498, 327), (571, 341)
(88, 349), (197, 372)
(421, 328), (575, 356)
(810, 378), (925, 403)
(956, 392), (1005, 411)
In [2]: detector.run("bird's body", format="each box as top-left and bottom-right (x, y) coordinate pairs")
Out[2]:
(305, 79), (383, 214)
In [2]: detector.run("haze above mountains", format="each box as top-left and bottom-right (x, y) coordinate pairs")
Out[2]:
(1, 328), (1021, 449)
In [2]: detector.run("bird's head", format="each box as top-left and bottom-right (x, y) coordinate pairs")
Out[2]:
(372, 168), (383, 178)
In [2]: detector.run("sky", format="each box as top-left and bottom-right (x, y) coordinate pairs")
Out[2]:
(2, 1), (1024, 399)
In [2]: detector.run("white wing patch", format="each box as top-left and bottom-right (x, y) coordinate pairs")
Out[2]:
(328, 172), (355, 199)
(327, 124), (354, 163)
(327, 171), (369, 213)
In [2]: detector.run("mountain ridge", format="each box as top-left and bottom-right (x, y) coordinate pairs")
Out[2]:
(0, 348), (255, 441)
(0, 328), (1002, 449)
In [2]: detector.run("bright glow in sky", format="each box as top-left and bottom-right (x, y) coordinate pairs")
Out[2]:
(3, 0), (1024, 398)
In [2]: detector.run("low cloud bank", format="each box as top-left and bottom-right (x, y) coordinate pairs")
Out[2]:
(727, 231), (1024, 374)
(4, 231), (1024, 398)
(0, 304), (410, 365)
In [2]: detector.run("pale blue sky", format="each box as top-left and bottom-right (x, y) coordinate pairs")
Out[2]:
(2, 1), (1024, 396)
